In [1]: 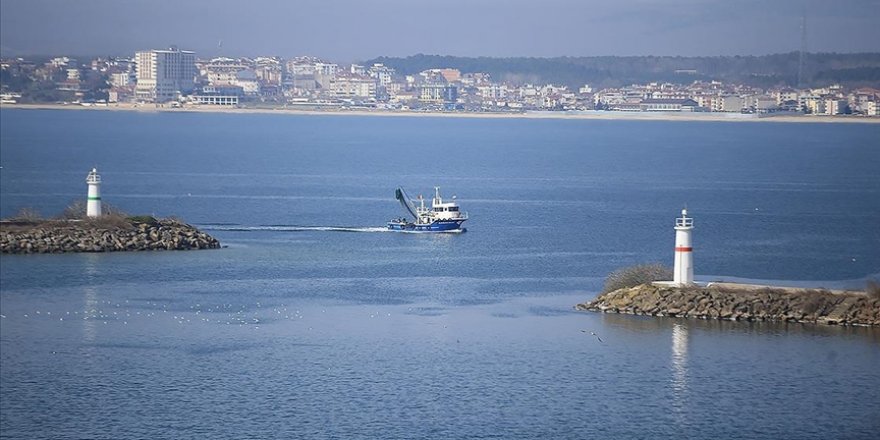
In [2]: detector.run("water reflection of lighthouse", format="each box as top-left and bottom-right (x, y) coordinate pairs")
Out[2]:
(671, 323), (688, 392)
(82, 254), (100, 343)
(670, 322), (689, 424)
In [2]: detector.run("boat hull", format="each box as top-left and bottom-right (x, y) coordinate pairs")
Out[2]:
(387, 219), (466, 232)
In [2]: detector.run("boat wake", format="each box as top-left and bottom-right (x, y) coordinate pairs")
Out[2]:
(199, 224), (391, 233)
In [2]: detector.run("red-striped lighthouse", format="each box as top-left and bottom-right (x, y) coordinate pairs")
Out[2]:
(673, 208), (694, 286)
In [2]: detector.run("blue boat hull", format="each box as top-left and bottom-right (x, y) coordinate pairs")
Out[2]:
(387, 219), (466, 232)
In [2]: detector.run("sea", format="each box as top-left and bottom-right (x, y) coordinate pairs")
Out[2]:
(1, 108), (879, 439)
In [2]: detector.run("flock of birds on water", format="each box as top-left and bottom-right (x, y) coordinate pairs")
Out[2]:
(0, 299), (606, 344)
(0, 300), (346, 331)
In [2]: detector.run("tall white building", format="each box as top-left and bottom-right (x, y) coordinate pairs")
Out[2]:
(135, 47), (196, 102)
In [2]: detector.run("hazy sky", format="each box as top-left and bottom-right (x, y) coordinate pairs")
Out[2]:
(1, 0), (878, 61)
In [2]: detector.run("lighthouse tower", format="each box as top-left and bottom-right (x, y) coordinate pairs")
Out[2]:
(673, 208), (694, 286)
(86, 168), (102, 218)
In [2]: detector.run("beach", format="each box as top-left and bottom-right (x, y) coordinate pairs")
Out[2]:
(4, 102), (879, 123)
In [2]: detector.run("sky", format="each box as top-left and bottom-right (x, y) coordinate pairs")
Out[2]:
(1, 0), (878, 61)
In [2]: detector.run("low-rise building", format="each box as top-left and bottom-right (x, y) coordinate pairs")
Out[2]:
(331, 74), (376, 99)
(611, 102), (642, 111)
(418, 84), (458, 103)
(191, 94), (239, 106)
(478, 84), (508, 100)
(751, 95), (778, 113)
(640, 98), (699, 112)
(721, 95), (745, 112)
(110, 72), (130, 88)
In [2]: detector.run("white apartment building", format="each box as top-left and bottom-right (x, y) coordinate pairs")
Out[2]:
(314, 62), (339, 89)
(202, 58), (247, 85)
(776, 90), (799, 105)
(110, 72), (130, 88)
(135, 47), (196, 102)
(720, 95), (745, 112)
(369, 64), (395, 87)
(350, 64), (366, 75)
(824, 99), (848, 115)
(50, 57), (73, 68)
(595, 90), (625, 105)
(331, 75), (376, 99)
(478, 84), (508, 100)
(802, 96), (825, 114)
(752, 96), (778, 113)
(314, 63), (338, 77)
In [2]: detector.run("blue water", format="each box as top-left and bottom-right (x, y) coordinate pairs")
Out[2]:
(1, 108), (879, 439)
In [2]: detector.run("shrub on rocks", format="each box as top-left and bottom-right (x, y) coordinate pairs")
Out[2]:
(12, 208), (42, 222)
(59, 200), (87, 219)
(603, 263), (673, 293)
(867, 280), (880, 299)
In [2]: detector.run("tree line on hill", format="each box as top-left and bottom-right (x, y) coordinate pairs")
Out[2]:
(0, 64), (109, 103)
(364, 53), (880, 90)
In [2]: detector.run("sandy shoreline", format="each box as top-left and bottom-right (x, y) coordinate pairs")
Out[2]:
(3, 102), (879, 124)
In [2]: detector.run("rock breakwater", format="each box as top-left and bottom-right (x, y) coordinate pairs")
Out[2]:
(0, 217), (220, 254)
(577, 283), (879, 327)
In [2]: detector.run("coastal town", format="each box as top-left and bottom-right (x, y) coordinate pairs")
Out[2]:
(2, 47), (879, 117)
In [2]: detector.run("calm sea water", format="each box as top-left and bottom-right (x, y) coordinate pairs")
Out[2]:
(1, 108), (879, 439)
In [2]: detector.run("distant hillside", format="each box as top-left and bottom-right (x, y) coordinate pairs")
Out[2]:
(365, 53), (880, 89)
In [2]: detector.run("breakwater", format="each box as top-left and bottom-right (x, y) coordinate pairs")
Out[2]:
(0, 217), (220, 253)
(577, 283), (879, 327)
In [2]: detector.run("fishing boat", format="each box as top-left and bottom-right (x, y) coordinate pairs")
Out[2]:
(387, 187), (468, 232)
